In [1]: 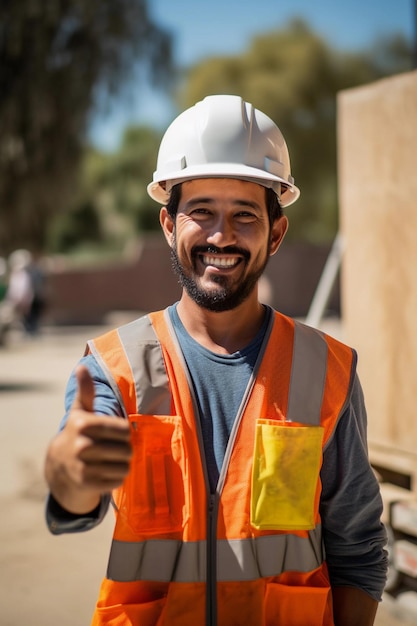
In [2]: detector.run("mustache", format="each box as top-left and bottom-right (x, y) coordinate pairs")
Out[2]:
(192, 245), (250, 261)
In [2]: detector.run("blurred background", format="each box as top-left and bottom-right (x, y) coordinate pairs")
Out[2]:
(0, 0), (415, 329)
(1, 2), (417, 624)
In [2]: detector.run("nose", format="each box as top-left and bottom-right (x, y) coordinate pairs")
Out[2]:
(206, 213), (237, 248)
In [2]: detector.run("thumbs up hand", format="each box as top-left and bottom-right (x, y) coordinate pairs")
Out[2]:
(44, 365), (132, 515)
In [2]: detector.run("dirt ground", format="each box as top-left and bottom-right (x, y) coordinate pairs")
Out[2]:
(0, 324), (416, 625)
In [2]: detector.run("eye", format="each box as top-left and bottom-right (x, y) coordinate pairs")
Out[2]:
(235, 211), (258, 223)
(189, 207), (212, 219)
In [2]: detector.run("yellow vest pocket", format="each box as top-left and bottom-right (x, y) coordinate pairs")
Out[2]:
(251, 420), (323, 530)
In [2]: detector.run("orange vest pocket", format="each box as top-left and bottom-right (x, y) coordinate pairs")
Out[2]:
(251, 420), (323, 530)
(93, 597), (166, 626)
(265, 581), (333, 626)
(119, 415), (189, 535)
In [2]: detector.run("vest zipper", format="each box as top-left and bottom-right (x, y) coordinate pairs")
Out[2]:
(206, 492), (218, 626)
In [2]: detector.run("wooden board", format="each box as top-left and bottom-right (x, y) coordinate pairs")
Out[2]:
(338, 71), (417, 458)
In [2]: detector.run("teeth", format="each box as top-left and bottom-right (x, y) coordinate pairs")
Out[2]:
(203, 255), (237, 268)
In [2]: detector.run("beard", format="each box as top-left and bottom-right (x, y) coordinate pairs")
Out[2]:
(170, 234), (270, 313)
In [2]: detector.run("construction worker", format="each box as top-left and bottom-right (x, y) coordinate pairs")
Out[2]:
(44, 95), (387, 626)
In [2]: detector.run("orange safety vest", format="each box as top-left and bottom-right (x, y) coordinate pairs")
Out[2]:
(87, 308), (355, 626)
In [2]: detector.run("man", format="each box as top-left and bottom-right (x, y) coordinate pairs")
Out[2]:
(44, 95), (387, 626)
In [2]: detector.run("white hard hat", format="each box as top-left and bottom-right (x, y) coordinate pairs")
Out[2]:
(147, 94), (300, 208)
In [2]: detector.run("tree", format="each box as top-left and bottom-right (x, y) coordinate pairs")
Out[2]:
(48, 124), (162, 253)
(178, 20), (413, 242)
(0, 0), (173, 255)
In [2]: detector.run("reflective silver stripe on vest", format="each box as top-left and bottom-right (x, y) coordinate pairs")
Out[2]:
(118, 317), (171, 415)
(287, 321), (327, 425)
(107, 528), (323, 582)
(89, 316), (171, 417)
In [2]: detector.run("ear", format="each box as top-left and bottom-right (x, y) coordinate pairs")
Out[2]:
(269, 216), (288, 257)
(160, 207), (175, 247)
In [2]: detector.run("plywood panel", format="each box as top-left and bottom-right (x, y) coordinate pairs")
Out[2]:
(338, 71), (417, 456)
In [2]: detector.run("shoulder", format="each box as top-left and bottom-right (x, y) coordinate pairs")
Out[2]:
(272, 310), (356, 365)
(86, 312), (161, 357)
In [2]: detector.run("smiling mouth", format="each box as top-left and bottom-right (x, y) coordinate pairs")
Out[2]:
(201, 255), (241, 269)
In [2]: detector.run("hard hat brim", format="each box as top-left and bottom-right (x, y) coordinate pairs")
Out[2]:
(147, 164), (300, 207)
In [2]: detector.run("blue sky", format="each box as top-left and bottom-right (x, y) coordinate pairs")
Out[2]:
(89, 0), (415, 150)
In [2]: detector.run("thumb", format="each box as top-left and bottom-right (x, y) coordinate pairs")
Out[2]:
(72, 365), (95, 412)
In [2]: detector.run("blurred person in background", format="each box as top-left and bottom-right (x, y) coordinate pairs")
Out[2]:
(25, 252), (48, 335)
(5, 249), (34, 334)
(5, 248), (47, 336)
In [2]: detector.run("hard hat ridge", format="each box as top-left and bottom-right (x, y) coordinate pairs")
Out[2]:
(147, 95), (300, 207)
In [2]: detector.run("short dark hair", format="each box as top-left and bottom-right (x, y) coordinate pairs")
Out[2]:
(265, 187), (283, 224)
(165, 184), (182, 220)
(165, 182), (283, 225)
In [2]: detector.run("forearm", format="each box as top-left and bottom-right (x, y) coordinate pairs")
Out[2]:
(332, 587), (378, 626)
(321, 380), (388, 601)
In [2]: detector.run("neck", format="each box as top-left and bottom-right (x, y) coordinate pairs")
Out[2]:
(176, 290), (266, 354)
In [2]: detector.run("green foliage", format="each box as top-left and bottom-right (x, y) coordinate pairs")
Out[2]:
(50, 124), (163, 252)
(48, 199), (103, 253)
(179, 19), (413, 242)
(0, 0), (173, 255)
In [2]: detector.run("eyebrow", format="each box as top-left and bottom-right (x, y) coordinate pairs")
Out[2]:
(184, 197), (262, 210)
